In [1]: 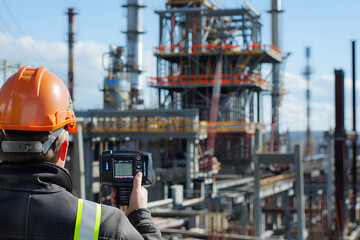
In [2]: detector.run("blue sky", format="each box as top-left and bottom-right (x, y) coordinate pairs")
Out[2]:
(0, 0), (359, 132)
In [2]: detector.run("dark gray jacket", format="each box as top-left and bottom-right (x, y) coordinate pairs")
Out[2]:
(0, 161), (162, 240)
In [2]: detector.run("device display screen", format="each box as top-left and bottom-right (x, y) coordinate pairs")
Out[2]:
(114, 160), (133, 178)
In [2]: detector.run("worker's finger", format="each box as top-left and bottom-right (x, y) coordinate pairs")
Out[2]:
(133, 172), (142, 189)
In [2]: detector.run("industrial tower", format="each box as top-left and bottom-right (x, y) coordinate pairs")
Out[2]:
(304, 47), (312, 156)
(151, 0), (282, 172)
(67, 8), (77, 105)
(102, 0), (145, 110)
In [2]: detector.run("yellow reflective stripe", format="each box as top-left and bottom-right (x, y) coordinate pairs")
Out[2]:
(93, 203), (101, 240)
(74, 199), (102, 240)
(74, 199), (83, 240)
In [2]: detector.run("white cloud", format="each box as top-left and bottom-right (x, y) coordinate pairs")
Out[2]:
(283, 71), (307, 91)
(0, 33), (338, 133)
(276, 70), (336, 132)
(0, 33), (107, 110)
(280, 93), (306, 131)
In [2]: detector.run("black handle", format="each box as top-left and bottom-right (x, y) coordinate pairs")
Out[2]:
(115, 187), (132, 206)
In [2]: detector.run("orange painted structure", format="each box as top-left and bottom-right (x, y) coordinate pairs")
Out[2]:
(152, 0), (282, 172)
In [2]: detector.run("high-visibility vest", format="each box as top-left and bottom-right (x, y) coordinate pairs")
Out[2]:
(74, 199), (102, 240)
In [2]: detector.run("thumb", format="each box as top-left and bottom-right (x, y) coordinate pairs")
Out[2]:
(133, 172), (143, 189)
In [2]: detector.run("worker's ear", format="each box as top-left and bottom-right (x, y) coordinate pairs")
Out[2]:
(55, 140), (69, 167)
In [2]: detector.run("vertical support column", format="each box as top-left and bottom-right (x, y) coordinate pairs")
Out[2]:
(157, 15), (162, 82)
(186, 139), (194, 198)
(228, 94), (233, 121)
(294, 144), (306, 240)
(250, 92), (254, 122)
(334, 69), (345, 236)
(255, 128), (262, 153)
(170, 13), (175, 52)
(351, 40), (357, 222)
(159, 15), (163, 48)
(240, 90), (245, 119)
(200, 10), (206, 49)
(255, 91), (263, 158)
(84, 137), (94, 201)
(194, 139), (199, 176)
(327, 132), (334, 233)
(254, 154), (262, 236)
(284, 191), (291, 240)
(257, 91), (262, 123)
(252, 19), (258, 45)
(73, 124), (86, 199)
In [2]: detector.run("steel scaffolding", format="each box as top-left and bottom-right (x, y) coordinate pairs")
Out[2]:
(152, 0), (282, 171)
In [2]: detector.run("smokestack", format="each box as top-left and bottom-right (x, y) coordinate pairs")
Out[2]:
(122, 0), (145, 108)
(269, 0), (282, 152)
(334, 69), (345, 236)
(67, 8), (77, 104)
(351, 40), (357, 222)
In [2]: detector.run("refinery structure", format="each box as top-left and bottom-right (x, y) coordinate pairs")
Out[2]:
(71, 0), (360, 239)
(2, 0), (359, 239)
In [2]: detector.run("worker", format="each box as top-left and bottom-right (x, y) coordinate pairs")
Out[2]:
(0, 66), (161, 239)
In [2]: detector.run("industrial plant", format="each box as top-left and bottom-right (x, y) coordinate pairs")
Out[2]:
(0, 0), (359, 239)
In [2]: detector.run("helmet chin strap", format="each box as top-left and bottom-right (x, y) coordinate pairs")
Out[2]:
(1, 128), (64, 154)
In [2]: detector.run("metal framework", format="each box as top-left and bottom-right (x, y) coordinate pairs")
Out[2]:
(151, 0), (282, 169)
(254, 145), (306, 239)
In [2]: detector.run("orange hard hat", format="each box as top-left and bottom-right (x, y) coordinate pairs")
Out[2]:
(0, 66), (77, 133)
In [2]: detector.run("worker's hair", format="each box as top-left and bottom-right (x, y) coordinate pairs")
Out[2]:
(0, 128), (69, 163)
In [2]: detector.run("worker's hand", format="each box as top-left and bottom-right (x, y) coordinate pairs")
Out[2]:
(126, 172), (148, 215)
(110, 172), (148, 215)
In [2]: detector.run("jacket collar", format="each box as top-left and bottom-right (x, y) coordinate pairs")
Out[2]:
(0, 161), (73, 193)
